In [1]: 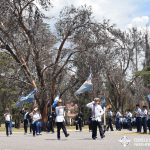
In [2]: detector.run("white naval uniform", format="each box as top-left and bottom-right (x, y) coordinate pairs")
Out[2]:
(86, 101), (104, 121)
(55, 106), (65, 122)
(86, 101), (105, 139)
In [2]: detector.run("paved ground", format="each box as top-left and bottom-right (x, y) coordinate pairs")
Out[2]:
(0, 129), (150, 150)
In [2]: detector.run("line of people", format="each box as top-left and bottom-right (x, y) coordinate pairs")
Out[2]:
(3, 100), (150, 139)
(105, 104), (150, 134)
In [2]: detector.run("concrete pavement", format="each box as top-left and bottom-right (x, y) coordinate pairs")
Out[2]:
(0, 129), (150, 150)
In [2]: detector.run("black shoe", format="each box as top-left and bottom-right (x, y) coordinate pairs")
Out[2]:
(101, 135), (105, 139)
(65, 134), (69, 137)
(57, 138), (60, 140)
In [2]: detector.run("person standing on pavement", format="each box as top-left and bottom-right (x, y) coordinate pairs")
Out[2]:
(47, 109), (55, 133)
(126, 109), (133, 131)
(141, 105), (148, 134)
(30, 107), (42, 136)
(135, 104), (142, 133)
(115, 109), (122, 131)
(4, 108), (12, 136)
(75, 111), (83, 131)
(106, 108), (114, 131)
(86, 98), (105, 140)
(147, 109), (150, 133)
(55, 99), (69, 140)
(20, 108), (30, 135)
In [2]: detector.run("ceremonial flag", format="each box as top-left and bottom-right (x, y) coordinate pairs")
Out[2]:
(16, 88), (37, 107)
(75, 73), (93, 95)
(147, 94), (150, 101)
(52, 95), (60, 108)
(101, 96), (106, 109)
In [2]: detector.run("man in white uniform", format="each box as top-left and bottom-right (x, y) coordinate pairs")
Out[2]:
(55, 99), (69, 140)
(86, 98), (105, 140)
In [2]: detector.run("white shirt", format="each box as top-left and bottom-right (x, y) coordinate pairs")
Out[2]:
(86, 101), (104, 121)
(4, 113), (11, 121)
(24, 112), (29, 120)
(148, 111), (150, 120)
(135, 108), (142, 117)
(107, 111), (113, 118)
(127, 112), (132, 118)
(55, 106), (65, 122)
(116, 111), (122, 118)
(141, 109), (147, 118)
(32, 112), (41, 123)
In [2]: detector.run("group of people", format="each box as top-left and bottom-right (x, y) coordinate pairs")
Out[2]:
(106, 104), (150, 134)
(3, 98), (150, 140)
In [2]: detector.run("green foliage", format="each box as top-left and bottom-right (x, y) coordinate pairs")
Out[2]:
(136, 70), (150, 77)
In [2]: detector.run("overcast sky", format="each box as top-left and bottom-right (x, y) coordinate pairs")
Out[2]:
(43, 0), (150, 29)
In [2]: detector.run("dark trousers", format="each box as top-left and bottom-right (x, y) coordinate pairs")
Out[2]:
(136, 117), (142, 132)
(147, 119), (150, 132)
(47, 120), (54, 133)
(92, 120), (104, 139)
(116, 118), (121, 130)
(127, 119), (132, 131)
(32, 122), (37, 136)
(142, 117), (147, 133)
(107, 118), (113, 131)
(30, 123), (32, 133)
(24, 119), (28, 133)
(5, 121), (10, 136)
(76, 122), (82, 131)
(88, 122), (92, 131)
(56, 122), (68, 139)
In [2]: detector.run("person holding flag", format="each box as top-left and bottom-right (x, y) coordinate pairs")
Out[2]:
(20, 108), (30, 135)
(86, 98), (105, 140)
(4, 108), (12, 136)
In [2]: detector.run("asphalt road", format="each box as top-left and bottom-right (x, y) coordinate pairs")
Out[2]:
(0, 129), (150, 150)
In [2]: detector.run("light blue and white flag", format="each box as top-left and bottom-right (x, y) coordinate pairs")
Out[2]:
(147, 94), (150, 101)
(75, 73), (93, 95)
(101, 96), (106, 109)
(52, 95), (60, 108)
(16, 88), (37, 107)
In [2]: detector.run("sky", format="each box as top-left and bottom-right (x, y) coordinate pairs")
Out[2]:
(44, 0), (150, 29)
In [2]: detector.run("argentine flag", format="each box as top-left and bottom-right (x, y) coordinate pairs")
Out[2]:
(75, 73), (93, 95)
(16, 88), (37, 107)
(52, 95), (60, 108)
(101, 96), (106, 109)
(147, 94), (150, 101)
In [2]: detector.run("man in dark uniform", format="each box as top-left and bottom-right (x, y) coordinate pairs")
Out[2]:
(20, 108), (30, 134)
(47, 110), (55, 133)
(75, 112), (83, 131)
(88, 114), (92, 132)
(106, 108), (114, 131)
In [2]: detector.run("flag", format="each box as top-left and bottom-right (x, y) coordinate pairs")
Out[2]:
(52, 95), (60, 108)
(16, 88), (37, 107)
(101, 96), (106, 109)
(75, 73), (93, 95)
(147, 94), (150, 101)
